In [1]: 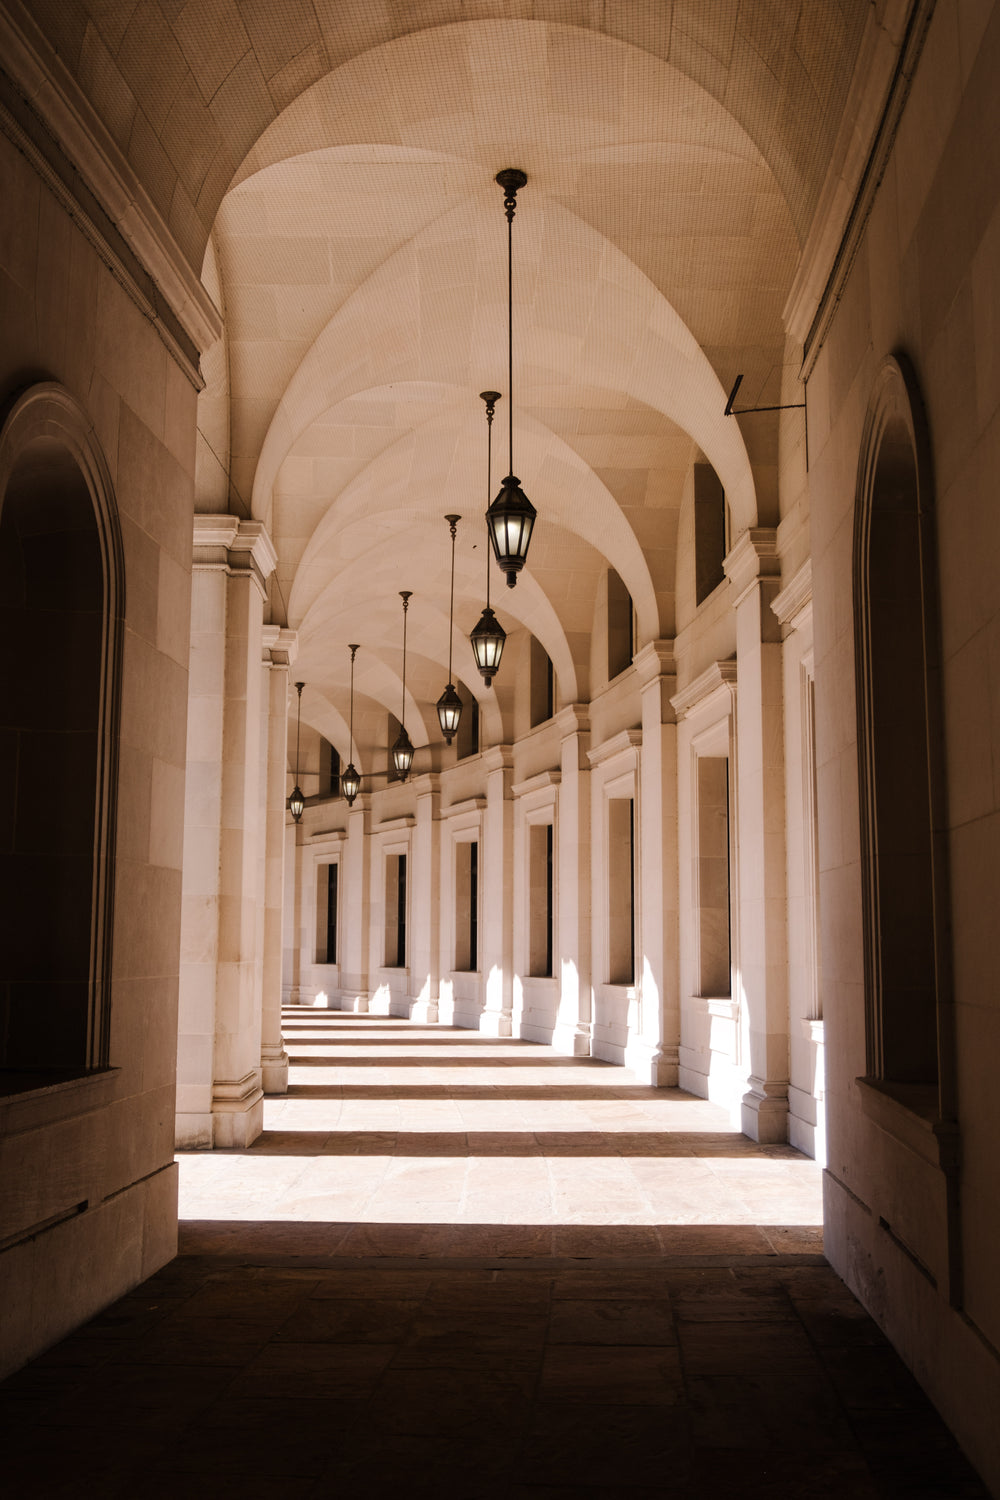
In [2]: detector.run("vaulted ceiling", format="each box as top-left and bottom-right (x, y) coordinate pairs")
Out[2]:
(21, 0), (873, 773)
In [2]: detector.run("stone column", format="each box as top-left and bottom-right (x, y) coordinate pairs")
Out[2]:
(480, 745), (514, 1036)
(176, 516), (276, 1149)
(260, 625), (297, 1092)
(724, 528), (789, 1143)
(552, 706), (593, 1056)
(410, 775), (442, 1023)
(339, 797), (371, 1011)
(634, 642), (680, 1086)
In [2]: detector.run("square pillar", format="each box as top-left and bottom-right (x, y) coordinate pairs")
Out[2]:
(724, 529), (790, 1143)
(339, 798), (371, 1011)
(480, 746), (514, 1036)
(260, 626), (297, 1091)
(635, 643), (680, 1086)
(552, 706), (593, 1056)
(410, 776), (442, 1023)
(176, 516), (276, 1149)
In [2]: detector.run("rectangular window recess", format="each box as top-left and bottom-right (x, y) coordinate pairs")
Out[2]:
(856, 1077), (958, 1170)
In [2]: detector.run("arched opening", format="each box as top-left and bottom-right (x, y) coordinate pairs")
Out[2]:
(854, 358), (950, 1097)
(0, 391), (123, 1088)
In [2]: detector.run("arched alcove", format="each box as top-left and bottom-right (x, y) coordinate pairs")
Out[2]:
(854, 356), (951, 1099)
(0, 387), (124, 1085)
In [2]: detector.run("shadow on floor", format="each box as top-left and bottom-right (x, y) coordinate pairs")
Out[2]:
(0, 1224), (990, 1499)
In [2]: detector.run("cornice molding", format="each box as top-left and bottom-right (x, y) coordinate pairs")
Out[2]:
(771, 561), (813, 632)
(511, 769), (562, 799)
(555, 703), (590, 742)
(670, 659), (738, 722)
(0, 0), (222, 377)
(481, 745), (514, 775)
(723, 528), (781, 607)
(587, 727), (642, 769)
(262, 625), (298, 668)
(193, 515), (277, 597)
(632, 639), (677, 687)
(784, 0), (936, 375)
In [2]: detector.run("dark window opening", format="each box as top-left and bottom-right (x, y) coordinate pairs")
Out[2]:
(694, 463), (727, 604)
(326, 863), (338, 964)
(607, 569), (635, 679)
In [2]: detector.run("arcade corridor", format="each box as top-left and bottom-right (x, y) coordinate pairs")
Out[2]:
(0, 1013), (988, 1497)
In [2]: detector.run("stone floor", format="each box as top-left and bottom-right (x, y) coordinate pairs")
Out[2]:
(0, 1009), (991, 1497)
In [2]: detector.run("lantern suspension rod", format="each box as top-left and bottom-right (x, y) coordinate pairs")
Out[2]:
(498, 170), (526, 477)
(294, 681), (303, 781)
(446, 516), (459, 682)
(399, 591), (411, 725)
(482, 391), (500, 609)
(348, 644), (358, 750)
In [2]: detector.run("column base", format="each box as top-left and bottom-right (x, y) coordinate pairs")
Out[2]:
(212, 1071), (264, 1148)
(335, 992), (370, 1013)
(479, 1010), (513, 1038)
(624, 1038), (679, 1086)
(409, 998), (440, 1024)
(260, 1048), (289, 1095)
(741, 1078), (790, 1144)
(551, 1021), (593, 1057)
(175, 1112), (213, 1150)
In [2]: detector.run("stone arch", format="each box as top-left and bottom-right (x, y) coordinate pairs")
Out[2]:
(853, 355), (952, 1099)
(0, 384), (124, 1077)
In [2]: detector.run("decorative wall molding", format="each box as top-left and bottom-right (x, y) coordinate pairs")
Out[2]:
(0, 1), (222, 384)
(784, 0), (936, 374)
(511, 769), (562, 799)
(632, 639), (677, 686)
(262, 625), (298, 668)
(670, 659), (738, 722)
(772, 560), (813, 632)
(723, 527), (781, 607)
(192, 515), (277, 598)
(587, 727), (642, 769)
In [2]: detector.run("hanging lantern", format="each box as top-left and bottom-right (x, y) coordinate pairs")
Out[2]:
(470, 391), (506, 687)
(342, 644), (361, 806)
(487, 168), (536, 588)
(391, 591), (415, 781)
(288, 680), (306, 822)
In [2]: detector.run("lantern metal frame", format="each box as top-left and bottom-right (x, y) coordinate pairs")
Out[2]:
(471, 391), (507, 687)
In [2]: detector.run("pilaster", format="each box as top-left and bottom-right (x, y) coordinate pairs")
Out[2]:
(724, 528), (790, 1143)
(480, 746), (514, 1036)
(340, 797), (371, 1011)
(176, 517), (276, 1150)
(260, 626), (297, 1092)
(410, 775), (442, 1023)
(634, 643), (680, 1086)
(552, 706), (592, 1056)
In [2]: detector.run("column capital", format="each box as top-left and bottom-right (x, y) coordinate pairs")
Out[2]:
(262, 625), (298, 667)
(771, 559), (813, 634)
(482, 744), (514, 775)
(555, 703), (590, 742)
(193, 515), (278, 597)
(723, 527), (780, 607)
(632, 639), (677, 687)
